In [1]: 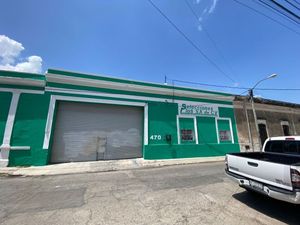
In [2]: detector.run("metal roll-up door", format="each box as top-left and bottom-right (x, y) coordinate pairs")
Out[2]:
(50, 101), (143, 163)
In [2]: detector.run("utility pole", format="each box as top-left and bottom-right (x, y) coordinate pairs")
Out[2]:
(248, 89), (260, 149)
(248, 73), (278, 151)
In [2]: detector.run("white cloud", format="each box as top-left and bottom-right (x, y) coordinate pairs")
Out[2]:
(0, 35), (24, 64)
(208, 0), (218, 14)
(197, 24), (203, 31)
(195, 0), (219, 32)
(0, 35), (43, 74)
(0, 56), (43, 74)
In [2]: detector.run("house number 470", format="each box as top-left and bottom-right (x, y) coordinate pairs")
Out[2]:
(150, 135), (162, 140)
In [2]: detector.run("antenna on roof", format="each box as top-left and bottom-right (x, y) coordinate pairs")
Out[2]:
(164, 75), (168, 85)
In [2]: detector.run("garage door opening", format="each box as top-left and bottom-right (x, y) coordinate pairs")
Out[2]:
(50, 101), (143, 163)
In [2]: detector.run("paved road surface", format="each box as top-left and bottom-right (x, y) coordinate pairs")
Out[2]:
(0, 162), (299, 225)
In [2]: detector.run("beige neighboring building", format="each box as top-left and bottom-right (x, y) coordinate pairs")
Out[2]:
(234, 96), (300, 152)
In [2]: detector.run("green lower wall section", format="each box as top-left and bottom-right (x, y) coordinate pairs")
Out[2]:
(9, 93), (50, 166)
(0, 92), (12, 143)
(144, 143), (240, 159)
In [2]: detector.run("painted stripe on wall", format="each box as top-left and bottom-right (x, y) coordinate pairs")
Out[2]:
(45, 87), (234, 109)
(46, 73), (234, 101)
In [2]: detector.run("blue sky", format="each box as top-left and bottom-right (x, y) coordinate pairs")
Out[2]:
(0, 0), (300, 103)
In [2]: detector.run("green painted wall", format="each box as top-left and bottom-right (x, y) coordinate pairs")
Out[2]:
(144, 104), (240, 160)
(0, 69), (241, 166)
(0, 92), (12, 143)
(144, 143), (240, 159)
(147, 102), (178, 145)
(9, 93), (50, 166)
(197, 117), (217, 144)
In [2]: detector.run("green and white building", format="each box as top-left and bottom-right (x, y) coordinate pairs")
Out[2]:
(0, 69), (240, 167)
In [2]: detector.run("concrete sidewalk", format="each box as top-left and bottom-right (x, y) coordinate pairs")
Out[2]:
(0, 156), (225, 177)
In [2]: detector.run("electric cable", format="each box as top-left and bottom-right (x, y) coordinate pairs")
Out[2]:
(147, 0), (237, 83)
(284, 0), (300, 11)
(168, 77), (300, 91)
(231, 0), (300, 36)
(270, 0), (300, 18)
(183, 0), (238, 80)
(256, 0), (300, 24)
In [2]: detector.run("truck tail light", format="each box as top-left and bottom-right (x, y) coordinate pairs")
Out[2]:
(291, 168), (300, 189)
(225, 155), (228, 170)
(285, 137), (295, 141)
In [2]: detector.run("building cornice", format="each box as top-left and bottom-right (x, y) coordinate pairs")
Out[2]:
(46, 72), (234, 102)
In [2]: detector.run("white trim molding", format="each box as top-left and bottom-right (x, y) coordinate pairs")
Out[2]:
(46, 73), (234, 102)
(144, 103), (149, 145)
(0, 88), (44, 167)
(0, 87), (44, 95)
(176, 115), (199, 144)
(42, 95), (147, 150)
(0, 92), (20, 167)
(257, 119), (270, 138)
(280, 120), (289, 126)
(215, 117), (220, 144)
(216, 118), (234, 144)
(280, 120), (290, 135)
(0, 76), (45, 87)
(10, 146), (31, 150)
(46, 87), (234, 109)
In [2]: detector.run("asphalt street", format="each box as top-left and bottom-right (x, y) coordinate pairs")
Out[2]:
(0, 162), (299, 225)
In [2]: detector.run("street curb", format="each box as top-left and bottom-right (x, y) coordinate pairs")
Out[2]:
(0, 156), (225, 177)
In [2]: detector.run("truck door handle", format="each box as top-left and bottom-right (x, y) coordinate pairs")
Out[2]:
(247, 161), (258, 167)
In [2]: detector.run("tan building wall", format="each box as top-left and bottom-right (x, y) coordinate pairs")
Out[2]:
(234, 98), (300, 152)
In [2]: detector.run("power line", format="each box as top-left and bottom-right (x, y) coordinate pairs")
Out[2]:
(256, 0), (300, 24)
(231, 0), (300, 36)
(183, 0), (238, 79)
(256, 88), (300, 91)
(284, 0), (300, 11)
(291, 0), (300, 6)
(170, 78), (248, 89)
(147, 0), (236, 83)
(270, 0), (300, 19)
(169, 77), (300, 91)
(256, 0), (298, 24)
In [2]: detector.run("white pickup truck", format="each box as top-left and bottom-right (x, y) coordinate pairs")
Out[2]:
(225, 136), (300, 204)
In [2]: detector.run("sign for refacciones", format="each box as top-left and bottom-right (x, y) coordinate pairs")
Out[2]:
(179, 103), (219, 117)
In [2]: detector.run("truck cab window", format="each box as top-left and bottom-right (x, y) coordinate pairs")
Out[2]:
(264, 140), (300, 154)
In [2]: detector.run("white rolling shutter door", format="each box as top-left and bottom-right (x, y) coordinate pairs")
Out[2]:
(51, 101), (143, 163)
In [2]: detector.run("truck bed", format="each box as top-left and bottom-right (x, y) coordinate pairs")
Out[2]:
(226, 152), (300, 191)
(228, 152), (300, 166)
